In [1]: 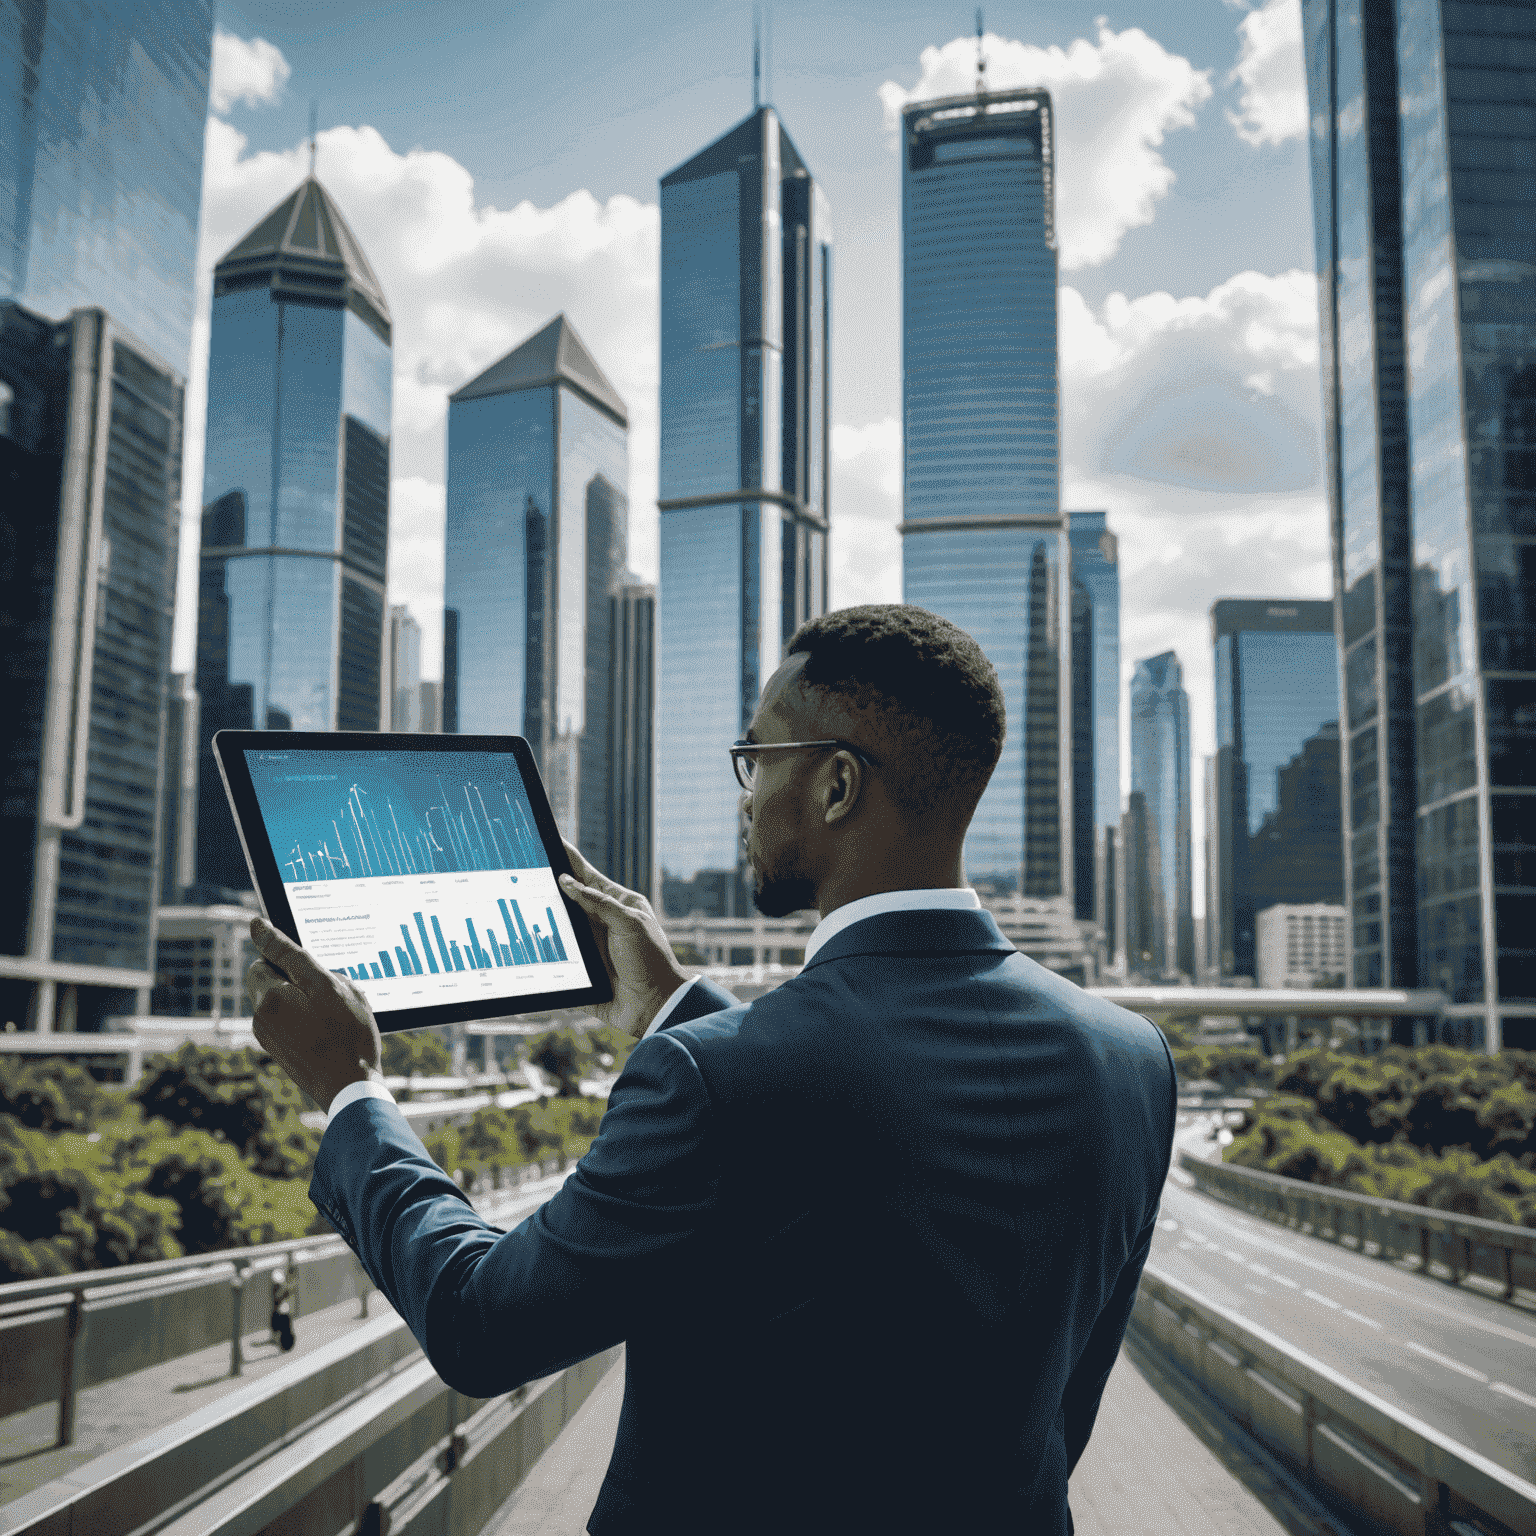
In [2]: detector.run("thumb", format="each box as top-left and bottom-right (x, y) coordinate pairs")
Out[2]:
(250, 916), (327, 991)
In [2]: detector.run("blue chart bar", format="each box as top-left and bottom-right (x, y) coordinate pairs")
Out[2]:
(334, 890), (571, 982)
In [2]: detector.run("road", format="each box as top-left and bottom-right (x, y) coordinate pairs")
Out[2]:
(1154, 1117), (1536, 1487)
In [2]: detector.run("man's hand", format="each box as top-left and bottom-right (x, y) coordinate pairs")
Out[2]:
(246, 918), (383, 1113)
(557, 839), (692, 1039)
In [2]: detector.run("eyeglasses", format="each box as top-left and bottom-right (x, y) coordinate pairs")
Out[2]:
(729, 738), (882, 791)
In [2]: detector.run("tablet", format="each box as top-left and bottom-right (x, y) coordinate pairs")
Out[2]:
(212, 731), (613, 1032)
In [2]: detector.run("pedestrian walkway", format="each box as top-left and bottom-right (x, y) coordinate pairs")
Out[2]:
(484, 1334), (1336, 1536)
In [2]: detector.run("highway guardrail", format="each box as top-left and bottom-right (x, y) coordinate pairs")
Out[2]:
(0, 1159), (568, 1445)
(1133, 1263), (1536, 1536)
(1180, 1153), (1536, 1303)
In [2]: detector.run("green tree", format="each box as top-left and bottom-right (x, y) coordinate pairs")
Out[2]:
(382, 1030), (455, 1079)
(527, 1027), (593, 1098)
(0, 1057), (107, 1132)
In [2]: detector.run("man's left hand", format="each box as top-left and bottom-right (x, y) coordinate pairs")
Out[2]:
(247, 917), (383, 1113)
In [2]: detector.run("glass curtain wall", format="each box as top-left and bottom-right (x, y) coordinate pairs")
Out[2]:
(1129, 652), (1194, 980)
(901, 89), (1068, 897)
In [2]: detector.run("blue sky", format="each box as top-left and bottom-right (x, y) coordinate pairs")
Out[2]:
(185, 0), (1329, 897)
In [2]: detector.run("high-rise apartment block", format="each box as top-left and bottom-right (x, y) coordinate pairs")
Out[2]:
(1209, 600), (1342, 981)
(1068, 510), (1121, 924)
(0, 305), (186, 1031)
(900, 86), (1069, 899)
(0, 0), (214, 376)
(443, 315), (649, 885)
(1125, 652), (1193, 981)
(1303, 0), (1536, 1049)
(656, 108), (831, 917)
(1256, 903), (1349, 991)
(195, 178), (393, 893)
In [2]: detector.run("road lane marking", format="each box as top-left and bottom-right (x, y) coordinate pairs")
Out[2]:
(1491, 1381), (1536, 1410)
(1405, 1341), (1489, 1382)
(1160, 1218), (1178, 1230)
(1249, 1263), (1270, 1276)
(1245, 1283), (1267, 1295)
(1343, 1309), (1383, 1330)
(1225, 1250), (1249, 1264)
(1273, 1275), (1299, 1288)
(1178, 1241), (1194, 1250)
(1304, 1290), (1342, 1309)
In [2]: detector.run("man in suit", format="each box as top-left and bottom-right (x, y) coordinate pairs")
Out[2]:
(247, 603), (1177, 1535)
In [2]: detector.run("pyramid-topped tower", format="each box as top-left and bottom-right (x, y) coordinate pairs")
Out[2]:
(451, 313), (626, 426)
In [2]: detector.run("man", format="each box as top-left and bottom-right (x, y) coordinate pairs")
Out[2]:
(249, 604), (1176, 1534)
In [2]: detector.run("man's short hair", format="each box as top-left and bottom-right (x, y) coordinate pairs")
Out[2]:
(786, 604), (1006, 826)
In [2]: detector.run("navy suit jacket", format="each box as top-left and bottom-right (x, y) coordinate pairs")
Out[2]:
(310, 908), (1177, 1534)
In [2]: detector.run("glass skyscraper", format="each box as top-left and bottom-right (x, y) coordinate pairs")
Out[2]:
(1, 305), (186, 1031)
(656, 107), (831, 918)
(0, 0), (213, 376)
(900, 86), (1069, 899)
(1303, 0), (1536, 1050)
(195, 178), (393, 893)
(1068, 510), (1121, 923)
(1210, 600), (1342, 979)
(1126, 652), (1193, 981)
(443, 314), (645, 884)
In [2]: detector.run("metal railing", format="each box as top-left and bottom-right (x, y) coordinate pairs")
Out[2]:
(1133, 1264), (1536, 1536)
(1180, 1152), (1536, 1303)
(0, 1158), (569, 1446)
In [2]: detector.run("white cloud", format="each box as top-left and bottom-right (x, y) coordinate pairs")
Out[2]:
(878, 22), (1212, 269)
(828, 420), (902, 609)
(209, 30), (291, 114)
(176, 117), (659, 679)
(1227, 0), (1308, 147)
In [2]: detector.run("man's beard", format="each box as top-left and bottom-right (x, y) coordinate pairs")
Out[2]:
(750, 856), (817, 919)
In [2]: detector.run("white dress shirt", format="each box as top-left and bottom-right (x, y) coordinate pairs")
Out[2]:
(640, 886), (981, 1040)
(326, 1071), (397, 1125)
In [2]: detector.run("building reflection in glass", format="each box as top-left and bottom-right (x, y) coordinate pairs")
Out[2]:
(1126, 653), (1193, 981)
(443, 315), (647, 885)
(1209, 600), (1341, 979)
(0, 0), (213, 376)
(194, 178), (392, 893)
(1304, 0), (1536, 1049)
(1068, 511), (1120, 926)
(657, 107), (831, 918)
(900, 86), (1068, 898)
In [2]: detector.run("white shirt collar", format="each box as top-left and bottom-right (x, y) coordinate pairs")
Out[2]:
(803, 886), (981, 965)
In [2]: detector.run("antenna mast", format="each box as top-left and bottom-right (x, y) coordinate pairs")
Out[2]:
(753, 5), (761, 110)
(975, 9), (988, 104)
(308, 100), (318, 177)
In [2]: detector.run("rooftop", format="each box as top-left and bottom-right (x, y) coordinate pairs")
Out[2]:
(449, 313), (627, 427)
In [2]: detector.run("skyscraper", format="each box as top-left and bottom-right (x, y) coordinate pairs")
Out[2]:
(1068, 510), (1121, 923)
(1, 304), (186, 1032)
(194, 178), (393, 893)
(656, 107), (831, 918)
(0, 0), (214, 376)
(900, 86), (1069, 899)
(609, 579), (657, 899)
(159, 674), (200, 905)
(388, 605), (423, 732)
(442, 314), (640, 881)
(1303, 0), (1536, 1050)
(1127, 652), (1193, 981)
(1209, 599), (1341, 980)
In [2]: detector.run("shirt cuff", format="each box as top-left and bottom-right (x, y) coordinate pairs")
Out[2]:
(642, 976), (700, 1040)
(325, 1075), (396, 1127)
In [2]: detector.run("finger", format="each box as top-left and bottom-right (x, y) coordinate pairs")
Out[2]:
(250, 917), (329, 993)
(245, 957), (289, 1009)
(560, 839), (629, 900)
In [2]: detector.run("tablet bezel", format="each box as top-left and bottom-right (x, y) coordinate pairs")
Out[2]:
(212, 730), (614, 1032)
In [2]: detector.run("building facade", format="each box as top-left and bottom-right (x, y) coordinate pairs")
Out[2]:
(656, 107), (831, 917)
(0, 0), (213, 376)
(1068, 510), (1121, 923)
(443, 315), (644, 883)
(609, 579), (656, 899)
(1303, 0), (1536, 1049)
(1256, 903), (1350, 991)
(194, 178), (393, 893)
(388, 605), (424, 731)
(900, 86), (1069, 899)
(1210, 599), (1342, 981)
(151, 905), (260, 1019)
(1127, 652), (1194, 980)
(0, 305), (186, 1032)
(159, 673), (199, 905)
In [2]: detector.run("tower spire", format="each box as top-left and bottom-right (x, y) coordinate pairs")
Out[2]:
(975, 9), (988, 102)
(752, 5), (761, 110)
(308, 100), (318, 177)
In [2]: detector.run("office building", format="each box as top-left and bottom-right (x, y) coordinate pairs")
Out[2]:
(0, 0), (214, 376)
(657, 107), (831, 917)
(1303, 0), (1536, 1049)
(1068, 510), (1121, 922)
(388, 605), (424, 731)
(151, 905), (260, 1019)
(194, 177), (393, 893)
(159, 674), (200, 905)
(900, 86), (1069, 899)
(443, 315), (644, 882)
(0, 304), (186, 1033)
(1256, 903), (1349, 991)
(609, 579), (656, 899)
(1128, 652), (1193, 980)
(1209, 600), (1341, 981)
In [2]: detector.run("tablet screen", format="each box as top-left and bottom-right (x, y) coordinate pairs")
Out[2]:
(240, 745), (595, 1012)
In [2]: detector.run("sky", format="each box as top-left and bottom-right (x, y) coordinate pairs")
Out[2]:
(181, 0), (1329, 913)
